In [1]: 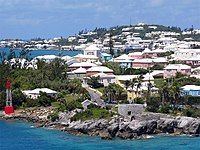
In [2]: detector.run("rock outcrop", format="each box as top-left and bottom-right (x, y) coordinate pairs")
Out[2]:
(1, 108), (200, 140)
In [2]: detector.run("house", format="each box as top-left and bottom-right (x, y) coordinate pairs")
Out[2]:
(22, 88), (57, 99)
(34, 55), (58, 63)
(67, 67), (87, 79)
(74, 54), (99, 62)
(128, 52), (143, 59)
(92, 73), (116, 86)
(113, 54), (133, 68)
(86, 66), (114, 76)
(83, 44), (101, 58)
(127, 82), (158, 101)
(180, 85), (200, 97)
(68, 62), (97, 71)
(132, 58), (154, 69)
(163, 64), (191, 78)
(174, 49), (200, 60)
(101, 53), (112, 62)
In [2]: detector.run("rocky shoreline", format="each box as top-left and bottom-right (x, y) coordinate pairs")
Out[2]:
(1, 107), (200, 140)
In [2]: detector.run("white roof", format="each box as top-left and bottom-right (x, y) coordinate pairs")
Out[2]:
(23, 88), (57, 95)
(149, 70), (164, 76)
(115, 54), (131, 60)
(142, 48), (152, 53)
(153, 57), (168, 63)
(164, 64), (191, 70)
(61, 55), (72, 60)
(69, 62), (97, 68)
(85, 44), (100, 51)
(133, 58), (153, 63)
(143, 74), (154, 81)
(87, 66), (113, 72)
(181, 85), (200, 91)
(92, 72), (115, 78)
(35, 55), (58, 60)
(128, 52), (143, 56)
(151, 49), (166, 53)
(116, 75), (139, 81)
(74, 54), (98, 59)
(72, 67), (87, 74)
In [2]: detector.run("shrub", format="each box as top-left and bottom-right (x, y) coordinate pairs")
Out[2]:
(186, 96), (200, 105)
(48, 112), (59, 122)
(158, 104), (173, 114)
(71, 108), (112, 121)
(146, 96), (161, 112)
(183, 108), (200, 118)
(134, 97), (144, 104)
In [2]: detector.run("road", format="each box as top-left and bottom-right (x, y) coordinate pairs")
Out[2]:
(84, 86), (105, 107)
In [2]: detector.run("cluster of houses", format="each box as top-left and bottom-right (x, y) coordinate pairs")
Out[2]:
(3, 23), (200, 112)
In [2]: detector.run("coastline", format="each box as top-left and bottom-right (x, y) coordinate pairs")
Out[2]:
(0, 107), (199, 140)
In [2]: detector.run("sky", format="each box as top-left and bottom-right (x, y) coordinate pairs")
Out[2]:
(0, 0), (199, 39)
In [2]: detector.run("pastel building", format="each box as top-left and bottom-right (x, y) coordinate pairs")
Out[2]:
(113, 54), (133, 68)
(128, 52), (143, 59)
(101, 53), (113, 62)
(86, 66), (114, 76)
(83, 44), (101, 58)
(132, 57), (168, 69)
(180, 85), (200, 97)
(163, 64), (191, 78)
(92, 73), (116, 86)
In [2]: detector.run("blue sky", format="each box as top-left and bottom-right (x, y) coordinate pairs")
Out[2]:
(0, 0), (199, 39)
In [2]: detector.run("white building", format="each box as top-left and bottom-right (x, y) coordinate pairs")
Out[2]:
(22, 88), (57, 99)
(84, 44), (101, 58)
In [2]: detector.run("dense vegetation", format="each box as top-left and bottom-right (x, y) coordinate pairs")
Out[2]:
(0, 59), (90, 110)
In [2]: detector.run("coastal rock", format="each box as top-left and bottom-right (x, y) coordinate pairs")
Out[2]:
(146, 120), (157, 134)
(188, 120), (200, 135)
(157, 118), (177, 133)
(99, 131), (112, 140)
(107, 123), (119, 137)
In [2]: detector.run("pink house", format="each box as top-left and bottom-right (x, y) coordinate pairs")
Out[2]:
(181, 58), (200, 66)
(128, 52), (143, 59)
(132, 58), (168, 69)
(132, 59), (154, 69)
(163, 64), (191, 78)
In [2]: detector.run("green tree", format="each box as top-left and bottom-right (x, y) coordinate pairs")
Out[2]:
(104, 62), (122, 75)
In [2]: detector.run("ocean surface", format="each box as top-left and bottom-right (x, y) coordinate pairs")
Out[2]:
(0, 48), (81, 60)
(0, 120), (199, 150)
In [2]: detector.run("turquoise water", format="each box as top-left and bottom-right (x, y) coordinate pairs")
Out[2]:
(0, 120), (199, 150)
(0, 48), (81, 60)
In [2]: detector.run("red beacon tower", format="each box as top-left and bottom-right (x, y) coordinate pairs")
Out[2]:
(4, 79), (14, 114)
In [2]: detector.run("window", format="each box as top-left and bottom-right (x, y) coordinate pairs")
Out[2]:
(127, 111), (131, 116)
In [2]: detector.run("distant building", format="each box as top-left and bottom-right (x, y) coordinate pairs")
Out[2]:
(86, 66), (114, 76)
(92, 73), (116, 86)
(22, 88), (57, 99)
(101, 53), (113, 62)
(180, 85), (200, 97)
(83, 44), (101, 58)
(67, 67), (87, 80)
(163, 64), (191, 78)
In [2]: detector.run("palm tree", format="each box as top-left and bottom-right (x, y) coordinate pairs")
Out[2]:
(136, 75), (143, 97)
(124, 80), (131, 90)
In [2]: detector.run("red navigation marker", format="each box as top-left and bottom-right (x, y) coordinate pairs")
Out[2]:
(4, 79), (14, 115)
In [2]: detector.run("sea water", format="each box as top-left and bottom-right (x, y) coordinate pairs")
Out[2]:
(0, 120), (199, 150)
(0, 48), (81, 60)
